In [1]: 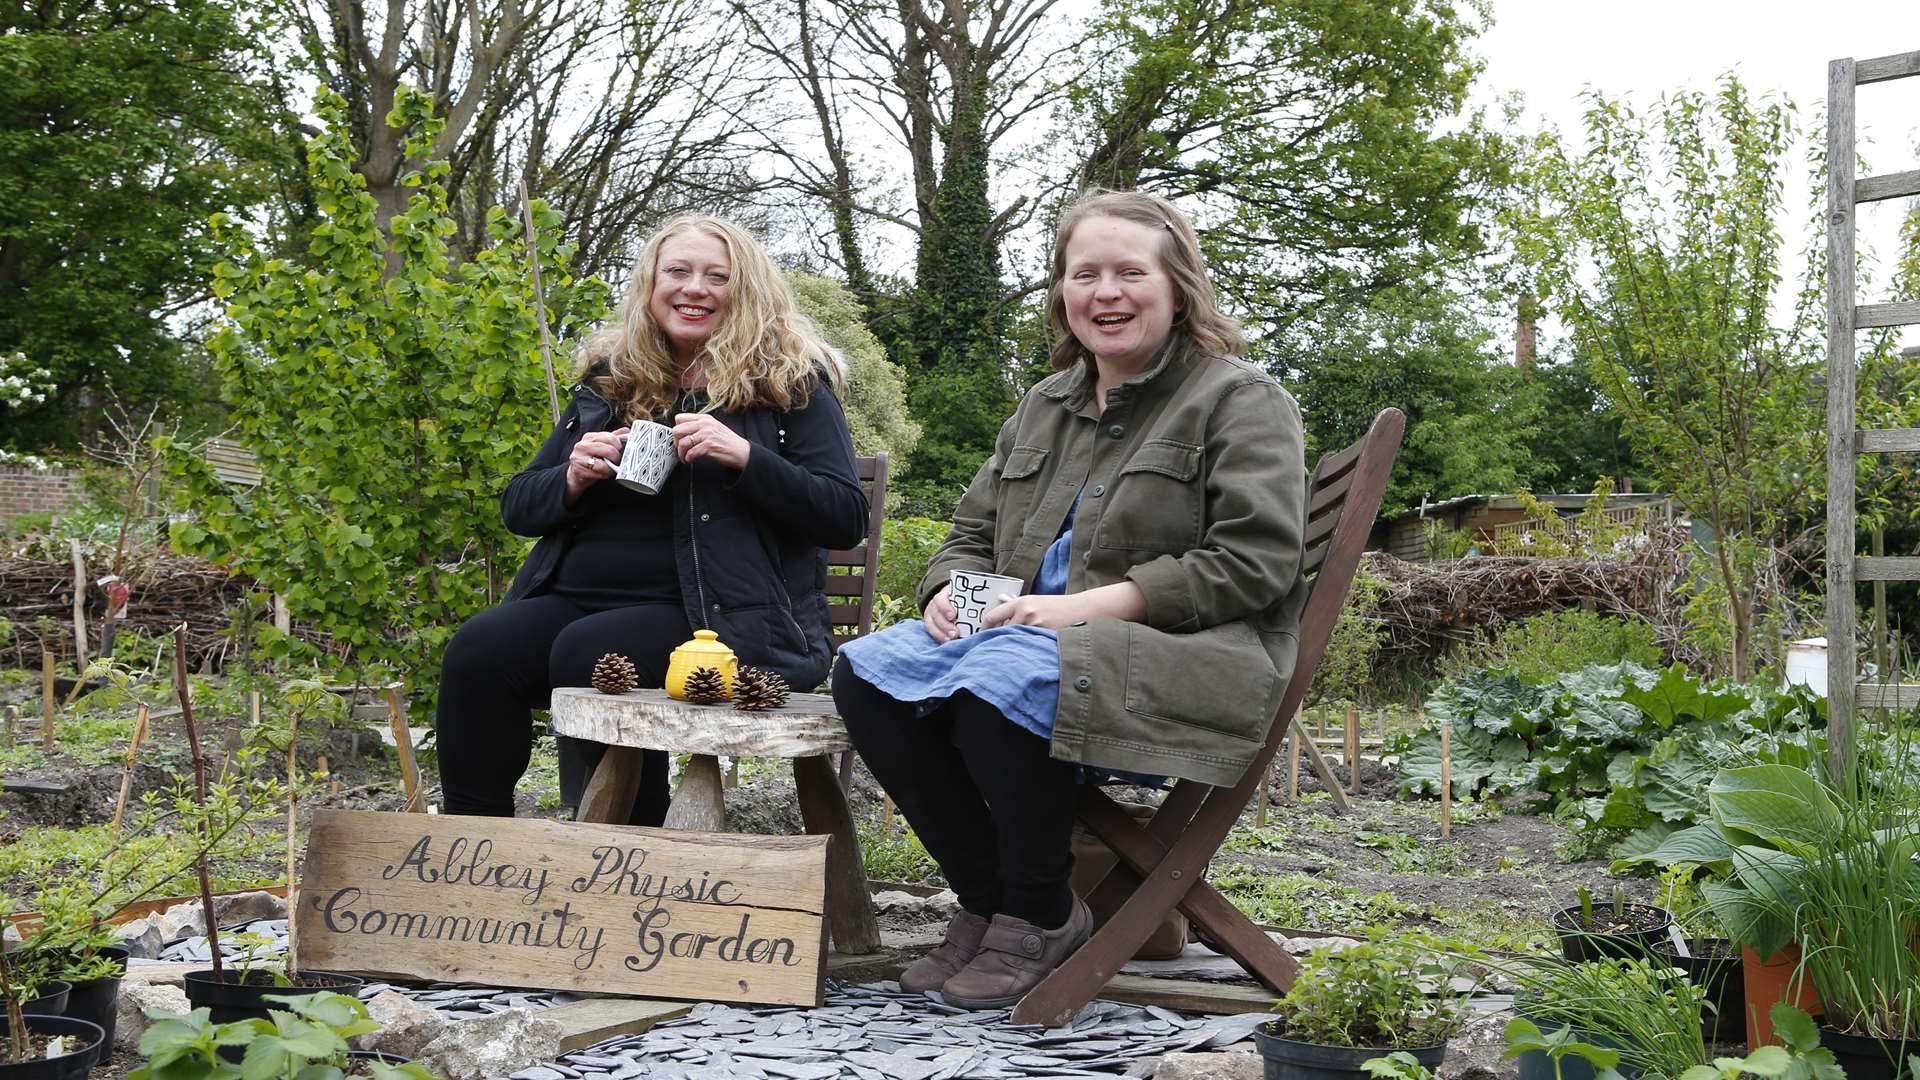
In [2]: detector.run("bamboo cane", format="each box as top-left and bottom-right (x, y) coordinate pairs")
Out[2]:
(111, 703), (151, 832)
(40, 649), (54, 751)
(1345, 706), (1360, 795)
(520, 179), (562, 426)
(174, 624), (223, 979)
(286, 707), (300, 977)
(3, 705), (14, 748)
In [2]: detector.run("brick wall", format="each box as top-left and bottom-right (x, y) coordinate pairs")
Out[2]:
(0, 467), (85, 521)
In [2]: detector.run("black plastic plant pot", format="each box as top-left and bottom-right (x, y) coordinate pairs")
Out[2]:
(1253, 1022), (1445, 1080)
(1653, 937), (1743, 1043)
(0, 1015), (106, 1080)
(17, 981), (71, 1019)
(1818, 1027), (1917, 1080)
(182, 969), (366, 1026)
(60, 943), (130, 1051)
(1550, 903), (1675, 963)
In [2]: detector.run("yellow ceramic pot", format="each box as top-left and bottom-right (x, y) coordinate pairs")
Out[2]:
(664, 629), (737, 700)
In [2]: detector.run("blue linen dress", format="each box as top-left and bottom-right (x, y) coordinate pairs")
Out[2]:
(837, 504), (1079, 741)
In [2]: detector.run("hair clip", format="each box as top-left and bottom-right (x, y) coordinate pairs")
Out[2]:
(1162, 220), (1175, 232)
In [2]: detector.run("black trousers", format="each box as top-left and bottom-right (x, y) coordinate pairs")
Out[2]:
(831, 662), (1079, 928)
(436, 594), (690, 823)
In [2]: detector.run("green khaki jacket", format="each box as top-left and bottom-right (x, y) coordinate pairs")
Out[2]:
(921, 335), (1308, 786)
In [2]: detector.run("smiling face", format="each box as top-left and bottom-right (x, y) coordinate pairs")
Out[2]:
(648, 229), (733, 364)
(1060, 215), (1179, 376)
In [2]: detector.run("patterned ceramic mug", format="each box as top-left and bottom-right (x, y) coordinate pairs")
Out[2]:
(614, 421), (678, 495)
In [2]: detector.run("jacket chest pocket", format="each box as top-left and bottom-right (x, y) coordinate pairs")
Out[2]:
(993, 445), (1052, 552)
(1097, 439), (1203, 552)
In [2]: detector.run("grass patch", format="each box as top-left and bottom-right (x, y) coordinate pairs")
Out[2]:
(1427, 900), (1556, 953)
(1211, 868), (1413, 932)
(0, 823), (285, 901)
(859, 818), (942, 885)
(1353, 830), (1473, 875)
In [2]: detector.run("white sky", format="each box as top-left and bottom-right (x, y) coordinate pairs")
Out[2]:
(1473, 0), (1920, 348)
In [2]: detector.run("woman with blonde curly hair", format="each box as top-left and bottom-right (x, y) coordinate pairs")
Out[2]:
(436, 215), (867, 822)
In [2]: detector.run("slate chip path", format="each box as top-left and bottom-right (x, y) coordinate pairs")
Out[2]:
(516, 982), (1269, 1080)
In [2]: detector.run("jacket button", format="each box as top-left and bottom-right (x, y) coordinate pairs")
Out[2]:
(1073, 676), (1091, 691)
(712, 603), (722, 612)
(700, 513), (711, 522)
(1090, 483), (1105, 497)
(1081, 551), (1090, 562)
(1107, 424), (1124, 439)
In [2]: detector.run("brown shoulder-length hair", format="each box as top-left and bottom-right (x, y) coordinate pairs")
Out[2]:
(576, 215), (842, 421)
(1046, 189), (1246, 371)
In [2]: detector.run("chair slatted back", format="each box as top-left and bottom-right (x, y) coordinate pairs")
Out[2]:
(825, 454), (888, 652)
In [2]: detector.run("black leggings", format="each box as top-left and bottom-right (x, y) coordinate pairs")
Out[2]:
(435, 594), (691, 823)
(831, 662), (1079, 928)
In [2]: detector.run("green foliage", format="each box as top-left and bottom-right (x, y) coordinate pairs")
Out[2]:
(1675, 1005), (1842, 1080)
(1396, 663), (1828, 864)
(874, 517), (951, 616)
(164, 87), (608, 706)
(0, 0), (290, 448)
(1502, 1017), (1626, 1080)
(1270, 930), (1470, 1049)
(1439, 609), (1662, 685)
(1211, 869), (1411, 932)
(1507, 958), (1707, 1080)
(1311, 568), (1388, 706)
(131, 991), (436, 1080)
(858, 819), (940, 885)
(1361, 1051), (1440, 1080)
(1517, 77), (1820, 680)
(785, 271), (920, 478)
(1285, 284), (1543, 516)
(1069, 0), (1511, 350)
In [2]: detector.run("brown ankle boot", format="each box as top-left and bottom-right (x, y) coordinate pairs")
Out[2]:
(898, 908), (991, 994)
(938, 895), (1092, 1010)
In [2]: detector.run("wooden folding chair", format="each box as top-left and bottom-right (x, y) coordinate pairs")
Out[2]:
(1010, 407), (1406, 1027)
(827, 454), (888, 789)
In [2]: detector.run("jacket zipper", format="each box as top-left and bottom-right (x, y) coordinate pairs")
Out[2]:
(686, 455), (711, 629)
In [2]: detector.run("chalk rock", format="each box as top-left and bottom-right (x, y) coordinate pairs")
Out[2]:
(1283, 935), (1360, 957)
(116, 914), (166, 959)
(352, 991), (453, 1058)
(115, 981), (192, 1053)
(1440, 1008), (1519, 1080)
(155, 891), (287, 940)
(2, 923), (20, 947)
(416, 1008), (564, 1080)
(1149, 1050), (1265, 1080)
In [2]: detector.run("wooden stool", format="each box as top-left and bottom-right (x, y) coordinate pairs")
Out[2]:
(549, 687), (881, 955)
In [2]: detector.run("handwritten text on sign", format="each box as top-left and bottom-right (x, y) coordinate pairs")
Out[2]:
(297, 810), (828, 1006)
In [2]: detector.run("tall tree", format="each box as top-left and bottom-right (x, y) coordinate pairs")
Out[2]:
(733, 0), (1070, 499)
(1521, 78), (1822, 680)
(0, 0), (288, 449)
(1064, 0), (1512, 357)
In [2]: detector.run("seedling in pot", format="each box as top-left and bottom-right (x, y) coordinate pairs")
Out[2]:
(1502, 1018), (1625, 1080)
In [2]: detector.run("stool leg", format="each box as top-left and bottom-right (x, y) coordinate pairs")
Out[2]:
(794, 754), (880, 954)
(663, 753), (726, 831)
(575, 746), (644, 824)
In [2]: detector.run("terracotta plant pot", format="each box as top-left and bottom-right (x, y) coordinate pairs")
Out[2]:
(1741, 945), (1823, 1048)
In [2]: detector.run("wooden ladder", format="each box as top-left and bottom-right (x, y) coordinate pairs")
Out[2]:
(1825, 47), (1920, 784)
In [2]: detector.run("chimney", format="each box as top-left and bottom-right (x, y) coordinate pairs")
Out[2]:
(1515, 292), (1539, 369)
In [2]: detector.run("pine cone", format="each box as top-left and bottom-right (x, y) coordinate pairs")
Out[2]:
(591, 653), (637, 695)
(731, 667), (790, 711)
(683, 666), (729, 704)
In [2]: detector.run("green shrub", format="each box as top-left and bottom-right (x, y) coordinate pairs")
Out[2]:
(1312, 568), (1388, 705)
(875, 517), (951, 612)
(1440, 608), (1661, 684)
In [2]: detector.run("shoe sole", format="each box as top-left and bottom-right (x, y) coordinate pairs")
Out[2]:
(936, 987), (1025, 1010)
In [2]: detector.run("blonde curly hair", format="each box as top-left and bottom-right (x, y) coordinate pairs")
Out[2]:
(579, 216), (841, 420)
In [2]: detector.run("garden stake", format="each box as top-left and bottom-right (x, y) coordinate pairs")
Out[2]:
(111, 702), (151, 831)
(881, 796), (895, 836)
(3, 704), (14, 747)
(1346, 706), (1360, 794)
(286, 707), (300, 978)
(519, 178), (562, 426)
(40, 647), (54, 750)
(1256, 776), (1268, 827)
(1, 941), (25, 1062)
(385, 687), (423, 812)
(1287, 726), (1300, 800)
(174, 623), (224, 979)
(1439, 720), (1452, 839)
(69, 538), (87, 665)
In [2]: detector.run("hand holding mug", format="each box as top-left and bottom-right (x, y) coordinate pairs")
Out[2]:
(673, 413), (751, 470)
(922, 584), (958, 644)
(565, 426), (630, 503)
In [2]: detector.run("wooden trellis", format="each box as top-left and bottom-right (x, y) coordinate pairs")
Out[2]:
(1825, 47), (1920, 785)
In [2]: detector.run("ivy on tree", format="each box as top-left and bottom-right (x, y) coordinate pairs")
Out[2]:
(163, 87), (609, 705)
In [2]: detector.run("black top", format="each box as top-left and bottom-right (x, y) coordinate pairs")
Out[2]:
(547, 480), (678, 605)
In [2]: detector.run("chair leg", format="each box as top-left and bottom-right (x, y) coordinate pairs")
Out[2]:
(1179, 881), (1298, 993)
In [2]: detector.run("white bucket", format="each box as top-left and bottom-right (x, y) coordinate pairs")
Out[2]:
(1783, 637), (1828, 697)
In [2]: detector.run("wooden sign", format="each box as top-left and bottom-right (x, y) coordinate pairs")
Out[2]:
(296, 810), (828, 1007)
